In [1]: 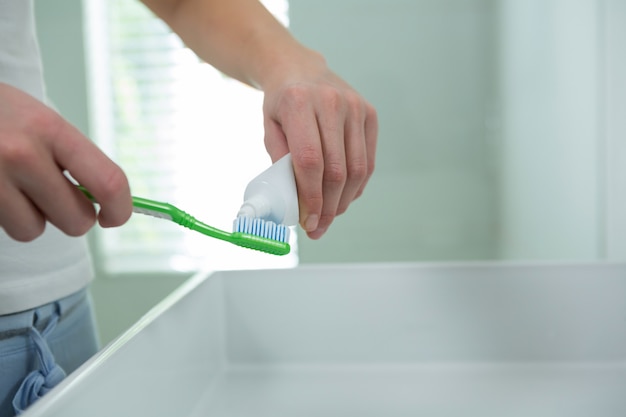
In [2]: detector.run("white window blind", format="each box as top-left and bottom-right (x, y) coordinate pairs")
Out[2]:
(84, 0), (297, 274)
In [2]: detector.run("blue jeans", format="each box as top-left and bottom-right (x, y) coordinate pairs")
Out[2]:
(0, 288), (99, 417)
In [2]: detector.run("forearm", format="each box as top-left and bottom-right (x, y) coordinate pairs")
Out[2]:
(141, 0), (326, 90)
(141, 0), (378, 240)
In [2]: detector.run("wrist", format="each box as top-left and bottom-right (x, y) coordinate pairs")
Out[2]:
(248, 40), (328, 92)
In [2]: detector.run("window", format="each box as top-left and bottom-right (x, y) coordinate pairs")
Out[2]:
(84, 0), (297, 274)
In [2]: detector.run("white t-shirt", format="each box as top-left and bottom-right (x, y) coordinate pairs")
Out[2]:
(0, 0), (93, 315)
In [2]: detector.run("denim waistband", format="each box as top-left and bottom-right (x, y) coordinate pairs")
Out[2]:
(0, 288), (87, 339)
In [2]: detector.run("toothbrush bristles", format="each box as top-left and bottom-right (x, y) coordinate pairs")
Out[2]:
(233, 216), (290, 243)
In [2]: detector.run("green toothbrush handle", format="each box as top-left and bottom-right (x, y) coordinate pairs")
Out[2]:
(78, 185), (229, 238)
(76, 185), (290, 255)
(131, 196), (234, 241)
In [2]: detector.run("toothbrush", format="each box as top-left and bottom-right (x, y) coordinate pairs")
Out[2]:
(77, 185), (290, 256)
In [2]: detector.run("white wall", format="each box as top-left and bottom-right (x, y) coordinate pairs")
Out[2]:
(290, 0), (626, 263)
(605, 0), (626, 260)
(497, 0), (603, 260)
(290, 0), (499, 262)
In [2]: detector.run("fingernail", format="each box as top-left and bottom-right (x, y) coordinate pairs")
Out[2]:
(304, 214), (319, 232)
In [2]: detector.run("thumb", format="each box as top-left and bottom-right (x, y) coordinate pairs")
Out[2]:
(263, 117), (290, 162)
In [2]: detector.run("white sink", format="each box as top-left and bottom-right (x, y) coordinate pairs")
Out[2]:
(25, 262), (626, 416)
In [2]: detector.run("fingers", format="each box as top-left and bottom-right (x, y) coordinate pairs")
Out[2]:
(336, 97), (368, 216)
(0, 115), (96, 239)
(50, 118), (132, 228)
(266, 82), (377, 240)
(14, 150), (97, 237)
(0, 180), (46, 242)
(274, 87), (324, 234)
(0, 84), (132, 241)
(357, 102), (378, 199)
(308, 92), (347, 239)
